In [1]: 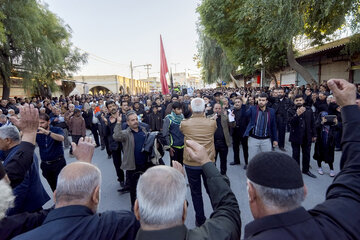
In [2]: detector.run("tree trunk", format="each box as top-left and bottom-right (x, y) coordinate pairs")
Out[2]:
(1, 71), (10, 100)
(266, 70), (278, 87)
(287, 42), (317, 86)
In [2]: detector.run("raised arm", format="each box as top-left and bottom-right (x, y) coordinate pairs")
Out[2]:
(185, 140), (241, 239)
(310, 79), (360, 239)
(6, 104), (38, 188)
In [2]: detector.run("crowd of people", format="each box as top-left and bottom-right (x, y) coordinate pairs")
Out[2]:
(0, 79), (360, 239)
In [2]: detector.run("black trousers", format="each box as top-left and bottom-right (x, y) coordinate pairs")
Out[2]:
(90, 124), (100, 146)
(40, 157), (66, 191)
(291, 142), (311, 172)
(170, 147), (184, 166)
(111, 148), (124, 183)
(127, 164), (149, 208)
(215, 141), (228, 175)
(232, 135), (249, 165)
(103, 135), (112, 156)
(277, 116), (287, 148)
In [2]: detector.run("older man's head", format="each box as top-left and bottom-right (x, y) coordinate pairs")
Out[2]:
(190, 98), (205, 114)
(135, 166), (187, 230)
(0, 126), (21, 151)
(55, 162), (101, 213)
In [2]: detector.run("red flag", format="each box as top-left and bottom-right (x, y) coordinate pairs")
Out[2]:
(160, 35), (170, 95)
(257, 75), (261, 84)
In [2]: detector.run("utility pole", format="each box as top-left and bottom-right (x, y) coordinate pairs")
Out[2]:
(144, 64), (152, 93)
(171, 62), (180, 73)
(130, 61), (134, 95)
(130, 62), (152, 94)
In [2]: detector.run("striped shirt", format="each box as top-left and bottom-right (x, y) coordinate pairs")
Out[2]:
(254, 109), (269, 138)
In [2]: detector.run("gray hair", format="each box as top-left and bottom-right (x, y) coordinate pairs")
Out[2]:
(190, 98), (205, 113)
(137, 166), (187, 227)
(249, 180), (305, 211)
(55, 162), (101, 203)
(0, 114), (6, 120)
(126, 110), (137, 121)
(0, 126), (21, 142)
(0, 179), (14, 220)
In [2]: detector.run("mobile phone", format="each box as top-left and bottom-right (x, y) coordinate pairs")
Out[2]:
(325, 115), (336, 122)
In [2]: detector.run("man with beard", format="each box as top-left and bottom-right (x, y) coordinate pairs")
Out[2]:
(287, 95), (317, 178)
(271, 88), (292, 151)
(104, 100), (125, 191)
(210, 103), (235, 176)
(244, 93), (278, 162)
(230, 97), (250, 169)
(113, 111), (149, 208)
(36, 113), (66, 191)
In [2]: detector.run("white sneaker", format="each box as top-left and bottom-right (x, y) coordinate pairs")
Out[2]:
(330, 170), (335, 177)
(318, 168), (324, 175)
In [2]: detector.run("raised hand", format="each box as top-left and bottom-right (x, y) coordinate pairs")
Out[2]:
(10, 103), (39, 134)
(71, 136), (96, 163)
(172, 160), (185, 177)
(327, 79), (356, 107)
(185, 140), (211, 165)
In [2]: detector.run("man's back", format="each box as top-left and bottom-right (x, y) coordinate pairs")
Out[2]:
(180, 115), (217, 165)
(14, 205), (139, 240)
(244, 80), (360, 239)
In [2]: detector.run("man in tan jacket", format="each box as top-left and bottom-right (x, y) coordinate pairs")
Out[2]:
(180, 98), (217, 227)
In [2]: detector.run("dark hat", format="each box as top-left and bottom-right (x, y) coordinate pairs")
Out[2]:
(214, 92), (223, 97)
(74, 108), (81, 114)
(230, 93), (237, 98)
(356, 93), (360, 99)
(246, 152), (304, 189)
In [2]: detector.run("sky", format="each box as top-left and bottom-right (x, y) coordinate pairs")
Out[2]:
(42, 0), (201, 80)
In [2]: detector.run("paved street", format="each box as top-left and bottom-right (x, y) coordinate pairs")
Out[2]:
(41, 132), (342, 237)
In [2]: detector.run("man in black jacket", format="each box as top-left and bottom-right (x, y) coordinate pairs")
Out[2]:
(13, 137), (139, 240)
(244, 79), (360, 239)
(230, 97), (249, 169)
(104, 100), (126, 191)
(271, 88), (293, 151)
(288, 94), (317, 178)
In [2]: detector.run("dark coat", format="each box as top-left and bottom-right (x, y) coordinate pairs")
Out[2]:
(288, 106), (316, 145)
(244, 105), (360, 239)
(4, 145), (50, 216)
(13, 205), (139, 240)
(313, 115), (338, 164)
(0, 209), (50, 240)
(271, 97), (293, 120)
(314, 98), (328, 116)
(147, 112), (163, 131)
(231, 105), (249, 138)
(82, 109), (97, 129)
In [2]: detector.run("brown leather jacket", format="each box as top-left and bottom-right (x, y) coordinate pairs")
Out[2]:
(67, 116), (86, 137)
(180, 114), (217, 166)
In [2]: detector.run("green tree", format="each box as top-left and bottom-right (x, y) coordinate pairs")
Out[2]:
(197, 28), (237, 84)
(0, 0), (87, 99)
(198, 0), (360, 85)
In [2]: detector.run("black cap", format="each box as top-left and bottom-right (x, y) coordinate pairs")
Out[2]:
(74, 108), (81, 114)
(246, 152), (304, 189)
(230, 93), (237, 98)
(214, 92), (223, 97)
